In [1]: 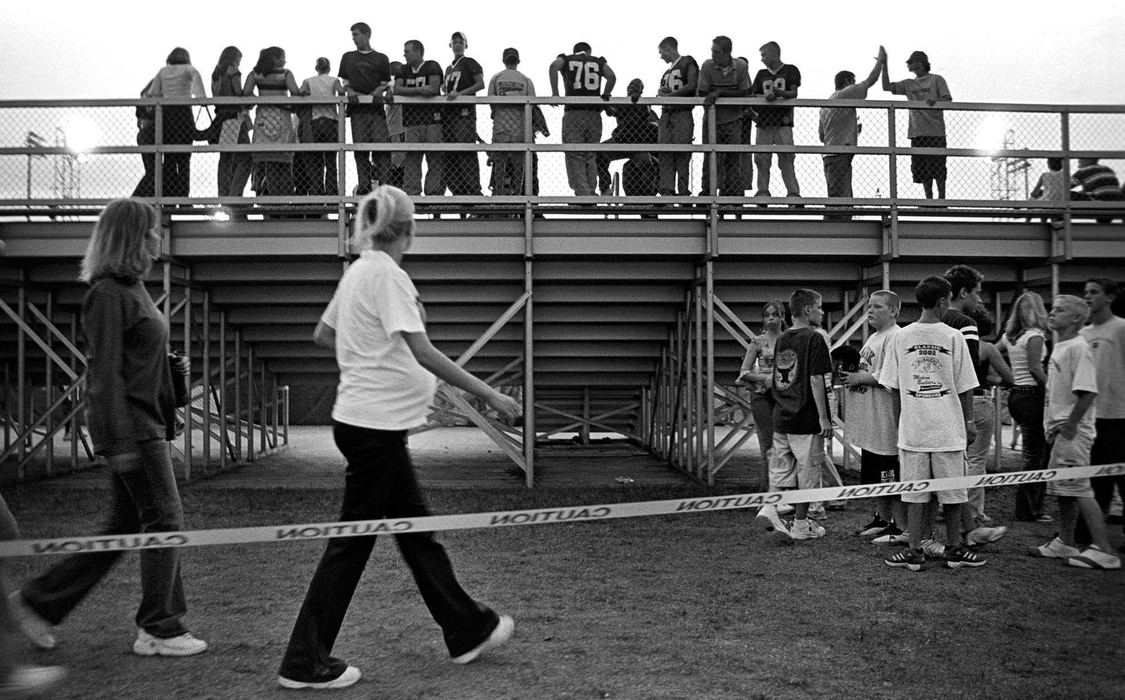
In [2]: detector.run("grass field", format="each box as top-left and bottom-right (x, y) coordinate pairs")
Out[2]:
(3, 479), (1123, 699)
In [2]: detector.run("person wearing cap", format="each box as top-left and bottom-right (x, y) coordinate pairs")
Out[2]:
(487, 48), (543, 196)
(750, 41), (803, 201)
(549, 42), (617, 197)
(881, 49), (952, 199)
(395, 40), (445, 196)
(818, 46), (886, 218)
(338, 22), (393, 195)
(595, 79), (659, 196)
(299, 58), (345, 196)
(656, 36), (699, 199)
(442, 32), (485, 198)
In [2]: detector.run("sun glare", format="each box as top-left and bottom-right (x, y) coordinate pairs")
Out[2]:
(975, 114), (1010, 154)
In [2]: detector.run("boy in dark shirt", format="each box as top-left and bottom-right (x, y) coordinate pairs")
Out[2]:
(754, 289), (833, 541)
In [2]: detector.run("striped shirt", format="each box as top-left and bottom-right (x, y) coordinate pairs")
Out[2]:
(1072, 164), (1123, 200)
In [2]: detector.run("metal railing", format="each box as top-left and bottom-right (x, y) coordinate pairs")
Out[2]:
(1, 96), (1122, 218)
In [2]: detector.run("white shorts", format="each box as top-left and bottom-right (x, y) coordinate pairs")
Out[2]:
(1045, 434), (1095, 498)
(900, 449), (967, 504)
(770, 433), (823, 490)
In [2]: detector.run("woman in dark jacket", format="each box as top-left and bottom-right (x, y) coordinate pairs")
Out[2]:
(9, 199), (208, 658)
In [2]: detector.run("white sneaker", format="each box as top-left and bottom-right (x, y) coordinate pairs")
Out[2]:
(133, 630), (208, 657)
(1029, 537), (1080, 559)
(0, 665), (66, 695)
(278, 665), (362, 690)
(920, 538), (946, 559)
(452, 615), (514, 664)
(790, 518), (826, 540)
(753, 505), (793, 545)
(1067, 545), (1122, 570)
(8, 591), (56, 650)
(967, 525), (1009, 547)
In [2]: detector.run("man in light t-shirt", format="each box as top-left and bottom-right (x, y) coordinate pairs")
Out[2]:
(819, 47), (885, 216)
(843, 290), (906, 542)
(879, 276), (981, 571)
(1030, 295), (1120, 569)
(1078, 277), (1125, 544)
(488, 48), (537, 196)
(881, 49), (952, 199)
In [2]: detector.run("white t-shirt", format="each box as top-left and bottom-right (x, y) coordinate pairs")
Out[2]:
(844, 325), (899, 455)
(878, 321), (978, 452)
(488, 68), (536, 141)
(323, 250), (436, 430)
(1079, 315), (1125, 419)
(818, 82), (869, 151)
(1045, 336), (1098, 438)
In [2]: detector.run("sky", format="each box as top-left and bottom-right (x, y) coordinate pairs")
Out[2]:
(2, 0), (1125, 105)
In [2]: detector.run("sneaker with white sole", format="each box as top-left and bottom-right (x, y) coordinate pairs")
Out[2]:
(278, 665), (362, 690)
(790, 518), (826, 540)
(856, 515), (889, 537)
(871, 526), (910, 545)
(753, 505), (793, 545)
(944, 544), (987, 569)
(452, 615), (514, 664)
(133, 630), (208, 657)
(1066, 545), (1122, 570)
(8, 592), (56, 650)
(967, 525), (1009, 547)
(884, 548), (925, 571)
(807, 504), (828, 521)
(1029, 537), (1081, 559)
(0, 665), (66, 695)
(920, 538), (946, 559)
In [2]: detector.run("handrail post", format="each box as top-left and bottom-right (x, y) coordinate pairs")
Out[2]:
(154, 102), (163, 201)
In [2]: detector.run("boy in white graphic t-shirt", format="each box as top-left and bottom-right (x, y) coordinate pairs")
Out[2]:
(878, 276), (982, 571)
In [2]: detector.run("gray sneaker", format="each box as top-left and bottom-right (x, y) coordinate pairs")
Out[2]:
(279, 665), (362, 690)
(8, 592), (56, 650)
(753, 505), (793, 545)
(133, 630), (208, 657)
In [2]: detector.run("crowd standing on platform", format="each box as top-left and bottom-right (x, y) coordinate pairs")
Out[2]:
(126, 25), (1124, 208)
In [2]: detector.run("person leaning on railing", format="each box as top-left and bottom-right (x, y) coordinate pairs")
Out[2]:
(211, 46), (253, 198)
(243, 46), (300, 197)
(145, 47), (207, 198)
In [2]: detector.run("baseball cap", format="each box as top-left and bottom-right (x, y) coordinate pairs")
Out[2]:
(502, 47), (520, 63)
(451, 31), (468, 46)
(906, 50), (929, 65)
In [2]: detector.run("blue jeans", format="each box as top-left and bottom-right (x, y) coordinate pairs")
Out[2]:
(21, 439), (189, 637)
(278, 423), (498, 683)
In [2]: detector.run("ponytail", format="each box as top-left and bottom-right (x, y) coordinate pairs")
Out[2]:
(352, 185), (415, 251)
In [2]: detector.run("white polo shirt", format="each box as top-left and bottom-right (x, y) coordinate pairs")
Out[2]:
(323, 250), (436, 430)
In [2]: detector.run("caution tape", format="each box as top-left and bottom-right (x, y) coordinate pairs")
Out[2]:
(2, 463), (1122, 558)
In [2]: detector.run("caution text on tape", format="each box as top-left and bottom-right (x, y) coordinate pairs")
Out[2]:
(2, 463), (1121, 558)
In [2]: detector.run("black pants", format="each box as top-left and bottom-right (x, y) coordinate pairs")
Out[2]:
(278, 423), (497, 683)
(1009, 385), (1047, 520)
(1076, 418), (1125, 544)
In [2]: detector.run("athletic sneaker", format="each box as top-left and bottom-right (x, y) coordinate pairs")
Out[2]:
(871, 526), (909, 545)
(920, 538), (946, 559)
(753, 505), (793, 545)
(807, 504), (828, 521)
(1029, 537), (1080, 559)
(944, 544), (987, 569)
(1066, 546), (1122, 570)
(967, 525), (1009, 547)
(133, 630), (208, 657)
(856, 515), (889, 537)
(884, 548), (925, 571)
(279, 665), (362, 690)
(790, 518), (826, 540)
(0, 665), (66, 696)
(8, 591), (56, 650)
(452, 615), (515, 664)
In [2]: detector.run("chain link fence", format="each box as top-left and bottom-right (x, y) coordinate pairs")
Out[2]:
(1, 98), (1122, 210)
